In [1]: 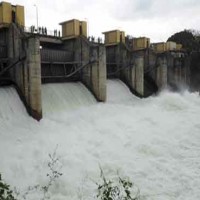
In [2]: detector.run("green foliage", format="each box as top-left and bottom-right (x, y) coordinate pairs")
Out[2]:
(1, 151), (141, 200)
(41, 148), (63, 199)
(96, 167), (140, 200)
(0, 173), (17, 200)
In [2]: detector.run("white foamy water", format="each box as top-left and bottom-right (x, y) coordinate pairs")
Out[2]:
(0, 80), (200, 200)
(42, 82), (96, 119)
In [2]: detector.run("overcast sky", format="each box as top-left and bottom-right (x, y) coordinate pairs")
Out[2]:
(9, 0), (200, 42)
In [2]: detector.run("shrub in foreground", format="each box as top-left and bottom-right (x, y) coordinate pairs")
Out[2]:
(96, 167), (140, 200)
(0, 173), (16, 200)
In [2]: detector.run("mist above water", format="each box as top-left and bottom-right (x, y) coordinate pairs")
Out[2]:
(0, 80), (200, 200)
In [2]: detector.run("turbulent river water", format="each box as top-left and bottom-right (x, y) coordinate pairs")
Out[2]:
(0, 80), (200, 200)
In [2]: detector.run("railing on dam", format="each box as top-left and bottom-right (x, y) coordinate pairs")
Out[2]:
(24, 26), (62, 38)
(24, 26), (104, 43)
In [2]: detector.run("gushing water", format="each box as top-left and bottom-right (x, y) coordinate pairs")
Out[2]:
(0, 80), (200, 200)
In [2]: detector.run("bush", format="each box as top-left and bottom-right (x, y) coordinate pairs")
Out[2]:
(0, 173), (17, 200)
(1, 152), (140, 200)
(41, 147), (63, 199)
(96, 167), (140, 200)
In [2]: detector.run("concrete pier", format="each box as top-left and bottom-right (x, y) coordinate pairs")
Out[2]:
(167, 52), (190, 90)
(90, 46), (107, 101)
(135, 56), (144, 96)
(156, 55), (167, 89)
(26, 37), (42, 120)
(80, 38), (106, 101)
(6, 24), (42, 120)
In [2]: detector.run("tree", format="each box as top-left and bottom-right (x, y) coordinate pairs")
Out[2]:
(167, 29), (200, 52)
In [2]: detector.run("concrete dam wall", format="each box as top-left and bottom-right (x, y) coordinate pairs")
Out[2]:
(0, 21), (190, 120)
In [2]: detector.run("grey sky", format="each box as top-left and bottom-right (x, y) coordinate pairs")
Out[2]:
(8, 0), (200, 42)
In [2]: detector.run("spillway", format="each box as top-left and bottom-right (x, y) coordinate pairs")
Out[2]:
(0, 87), (28, 120)
(42, 82), (97, 117)
(107, 79), (139, 103)
(0, 80), (137, 121)
(0, 81), (200, 200)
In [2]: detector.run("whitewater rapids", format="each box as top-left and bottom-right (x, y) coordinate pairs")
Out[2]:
(0, 80), (200, 200)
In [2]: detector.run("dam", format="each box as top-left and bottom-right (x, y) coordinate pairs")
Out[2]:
(0, 1), (190, 120)
(0, 2), (200, 200)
